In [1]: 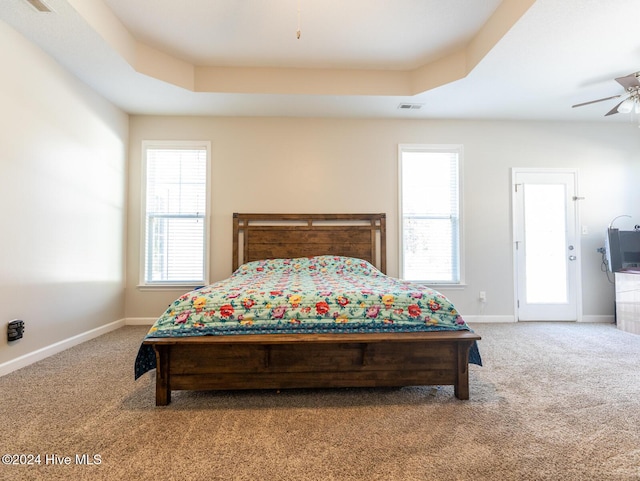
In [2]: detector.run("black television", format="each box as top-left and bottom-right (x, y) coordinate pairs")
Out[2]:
(605, 228), (640, 272)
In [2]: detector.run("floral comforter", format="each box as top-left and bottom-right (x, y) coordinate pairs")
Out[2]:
(135, 256), (481, 378)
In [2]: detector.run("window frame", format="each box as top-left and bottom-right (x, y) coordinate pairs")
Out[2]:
(139, 140), (211, 289)
(398, 144), (464, 285)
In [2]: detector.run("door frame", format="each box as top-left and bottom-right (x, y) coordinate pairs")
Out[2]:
(511, 168), (583, 322)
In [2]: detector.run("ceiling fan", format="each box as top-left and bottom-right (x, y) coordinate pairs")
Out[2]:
(572, 72), (640, 116)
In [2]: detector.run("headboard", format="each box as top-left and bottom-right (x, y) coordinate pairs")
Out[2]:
(232, 213), (387, 273)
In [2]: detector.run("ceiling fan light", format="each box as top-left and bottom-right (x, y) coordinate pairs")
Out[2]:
(617, 97), (635, 113)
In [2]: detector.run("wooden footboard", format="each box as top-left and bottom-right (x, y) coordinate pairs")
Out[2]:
(144, 331), (480, 406)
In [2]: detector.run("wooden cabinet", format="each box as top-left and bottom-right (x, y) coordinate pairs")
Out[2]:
(615, 271), (640, 335)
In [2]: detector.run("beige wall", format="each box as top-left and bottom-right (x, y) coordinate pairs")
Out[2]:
(0, 20), (128, 365)
(3, 11), (639, 366)
(126, 116), (640, 322)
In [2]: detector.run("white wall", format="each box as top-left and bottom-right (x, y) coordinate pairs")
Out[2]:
(0, 20), (128, 366)
(125, 116), (640, 322)
(2, 9), (636, 372)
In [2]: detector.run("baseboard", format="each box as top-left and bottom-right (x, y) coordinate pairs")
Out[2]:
(464, 315), (516, 324)
(0, 319), (126, 377)
(125, 317), (155, 325)
(1, 312), (609, 378)
(465, 315), (615, 324)
(578, 315), (615, 323)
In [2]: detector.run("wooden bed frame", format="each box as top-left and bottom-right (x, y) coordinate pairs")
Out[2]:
(143, 213), (480, 405)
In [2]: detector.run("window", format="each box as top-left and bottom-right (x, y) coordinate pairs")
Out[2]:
(399, 145), (461, 283)
(141, 141), (210, 286)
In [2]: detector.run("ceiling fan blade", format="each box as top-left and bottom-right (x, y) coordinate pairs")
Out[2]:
(604, 100), (624, 116)
(572, 95), (621, 108)
(615, 72), (640, 91)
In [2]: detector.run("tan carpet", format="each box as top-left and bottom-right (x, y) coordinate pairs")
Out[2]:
(0, 323), (639, 480)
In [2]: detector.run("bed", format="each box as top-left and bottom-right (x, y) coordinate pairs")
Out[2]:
(135, 213), (481, 405)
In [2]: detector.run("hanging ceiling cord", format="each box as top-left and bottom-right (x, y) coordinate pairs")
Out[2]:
(296, 0), (301, 39)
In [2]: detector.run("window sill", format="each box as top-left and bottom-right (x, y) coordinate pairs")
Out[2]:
(137, 284), (205, 292)
(407, 282), (467, 290)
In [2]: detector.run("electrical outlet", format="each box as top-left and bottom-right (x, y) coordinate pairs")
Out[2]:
(479, 291), (487, 302)
(8, 320), (24, 342)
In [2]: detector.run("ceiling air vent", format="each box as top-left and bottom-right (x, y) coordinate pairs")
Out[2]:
(24, 0), (54, 13)
(397, 103), (424, 110)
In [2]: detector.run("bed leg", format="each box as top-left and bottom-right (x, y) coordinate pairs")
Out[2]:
(154, 346), (171, 406)
(454, 342), (471, 400)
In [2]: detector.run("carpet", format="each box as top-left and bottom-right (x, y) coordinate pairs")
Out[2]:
(0, 323), (638, 480)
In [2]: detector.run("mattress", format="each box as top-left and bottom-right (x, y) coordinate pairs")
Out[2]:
(135, 255), (481, 378)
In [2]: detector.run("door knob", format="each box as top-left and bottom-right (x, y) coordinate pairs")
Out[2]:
(568, 255), (577, 261)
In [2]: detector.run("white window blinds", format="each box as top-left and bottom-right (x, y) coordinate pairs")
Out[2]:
(399, 146), (461, 283)
(143, 144), (209, 285)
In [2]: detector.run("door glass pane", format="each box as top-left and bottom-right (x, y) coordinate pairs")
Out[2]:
(524, 184), (567, 303)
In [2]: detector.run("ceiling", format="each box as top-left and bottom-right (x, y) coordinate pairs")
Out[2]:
(3, 0), (640, 121)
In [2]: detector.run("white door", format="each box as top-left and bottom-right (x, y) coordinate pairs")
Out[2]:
(513, 170), (581, 321)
